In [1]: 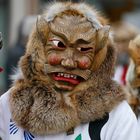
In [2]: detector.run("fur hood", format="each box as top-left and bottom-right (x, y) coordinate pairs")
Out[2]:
(9, 2), (125, 136)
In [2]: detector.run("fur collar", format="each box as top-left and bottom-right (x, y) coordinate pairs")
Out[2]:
(9, 79), (125, 136)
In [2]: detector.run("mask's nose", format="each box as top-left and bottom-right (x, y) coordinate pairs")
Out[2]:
(61, 58), (77, 69)
(61, 48), (77, 69)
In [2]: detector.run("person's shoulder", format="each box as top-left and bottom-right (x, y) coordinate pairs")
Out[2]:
(101, 101), (138, 139)
(112, 100), (134, 113)
(0, 90), (11, 106)
(110, 100), (137, 121)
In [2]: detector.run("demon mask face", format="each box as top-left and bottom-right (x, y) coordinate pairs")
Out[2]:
(10, 2), (125, 135)
(44, 14), (109, 91)
(19, 2), (111, 92)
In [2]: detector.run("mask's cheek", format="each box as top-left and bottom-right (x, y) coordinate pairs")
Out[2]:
(47, 52), (62, 65)
(77, 56), (92, 69)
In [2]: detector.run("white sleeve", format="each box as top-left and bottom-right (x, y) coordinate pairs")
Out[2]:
(101, 101), (138, 140)
(0, 96), (6, 140)
(137, 116), (140, 139)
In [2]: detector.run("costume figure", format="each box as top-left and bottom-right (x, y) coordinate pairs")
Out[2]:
(126, 35), (140, 118)
(112, 21), (139, 85)
(0, 33), (3, 73)
(126, 35), (140, 139)
(0, 2), (138, 140)
(0, 33), (3, 140)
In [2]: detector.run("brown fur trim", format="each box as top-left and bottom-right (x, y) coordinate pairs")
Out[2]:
(127, 92), (140, 117)
(9, 78), (125, 135)
(10, 81), (80, 135)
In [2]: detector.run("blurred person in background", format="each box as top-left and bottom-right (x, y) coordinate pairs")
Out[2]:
(0, 33), (3, 140)
(5, 16), (36, 89)
(126, 35), (140, 139)
(0, 33), (3, 73)
(126, 35), (140, 117)
(112, 23), (138, 85)
(99, 0), (139, 85)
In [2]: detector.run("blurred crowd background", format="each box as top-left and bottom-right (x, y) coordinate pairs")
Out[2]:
(0, 0), (140, 95)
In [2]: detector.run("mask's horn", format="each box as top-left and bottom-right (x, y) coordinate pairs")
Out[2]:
(36, 15), (50, 46)
(92, 25), (110, 71)
(96, 25), (110, 51)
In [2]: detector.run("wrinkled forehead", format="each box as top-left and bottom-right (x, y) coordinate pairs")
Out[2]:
(49, 15), (96, 43)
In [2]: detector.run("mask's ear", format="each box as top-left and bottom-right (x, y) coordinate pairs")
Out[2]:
(36, 15), (50, 46)
(92, 25), (110, 71)
(19, 16), (50, 80)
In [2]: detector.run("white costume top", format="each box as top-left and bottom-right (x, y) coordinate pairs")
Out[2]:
(0, 90), (138, 140)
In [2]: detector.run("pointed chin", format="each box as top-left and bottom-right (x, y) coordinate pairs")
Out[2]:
(55, 82), (75, 91)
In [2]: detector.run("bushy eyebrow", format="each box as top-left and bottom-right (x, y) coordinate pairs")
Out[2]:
(75, 39), (90, 44)
(50, 30), (93, 45)
(51, 30), (68, 42)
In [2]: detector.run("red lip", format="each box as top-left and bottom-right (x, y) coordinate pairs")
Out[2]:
(53, 73), (80, 85)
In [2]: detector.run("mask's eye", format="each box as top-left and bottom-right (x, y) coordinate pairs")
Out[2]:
(77, 47), (93, 52)
(52, 40), (66, 49)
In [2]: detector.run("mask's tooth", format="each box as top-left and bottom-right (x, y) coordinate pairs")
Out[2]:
(60, 73), (64, 76)
(73, 75), (77, 79)
(65, 74), (70, 78)
(58, 73), (61, 76)
(71, 75), (74, 78)
(67, 74), (70, 78)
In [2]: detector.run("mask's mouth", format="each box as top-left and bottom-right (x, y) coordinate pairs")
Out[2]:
(44, 64), (92, 81)
(52, 72), (84, 85)
(44, 64), (92, 91)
